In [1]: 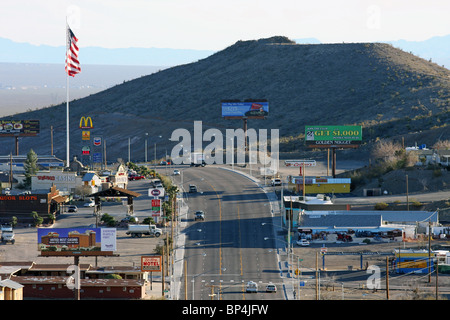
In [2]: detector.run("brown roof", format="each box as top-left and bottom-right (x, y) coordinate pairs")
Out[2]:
(13, 276), (145, 287)
(29, 263), (92, 272)
(89, 186), (141, 198)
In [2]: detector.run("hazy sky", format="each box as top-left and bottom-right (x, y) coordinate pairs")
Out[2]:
(1, 0), (449, 50)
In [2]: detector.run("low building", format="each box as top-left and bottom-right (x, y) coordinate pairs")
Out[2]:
(0, 279), (23, 300)
(283, 195), (351, 228)
(296, 209), (439, 243)
(13, 276), (146, 299)
(289, 176), (351, 194)
(0, 262), (150, 299)
(0, 155), (64, 173)
(0, 185), (67, 223)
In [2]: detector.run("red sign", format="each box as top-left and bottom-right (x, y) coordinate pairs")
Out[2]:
(141, 256), (162, 272)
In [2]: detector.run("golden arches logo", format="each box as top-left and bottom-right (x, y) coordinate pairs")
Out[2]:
(79, 116), (93, 129)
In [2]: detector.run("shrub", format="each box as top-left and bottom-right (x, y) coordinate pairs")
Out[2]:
(374, 202), (389, 210)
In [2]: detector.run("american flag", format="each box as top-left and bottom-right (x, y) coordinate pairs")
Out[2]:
(65, 26), (81, 77)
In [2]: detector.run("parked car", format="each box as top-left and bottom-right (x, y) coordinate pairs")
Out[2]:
(270, 178), (281, 186)
(128, 174), (145, 181)
(67, 205), (78, 213)
(189, 184), (197, 193)
(266, 283), (277, 293)
(297, 239), (310, 246)
(121, 216), (139, 223)
(194, 210), (205, 221)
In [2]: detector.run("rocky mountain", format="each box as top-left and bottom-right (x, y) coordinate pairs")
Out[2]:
(1, 36), (449, 164)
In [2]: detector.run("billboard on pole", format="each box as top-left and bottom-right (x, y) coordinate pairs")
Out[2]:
(0, 120), (40, 136)
(305, 125), (362, 147)
(221, 101), (269, 119)
(37, 228), (116, 256)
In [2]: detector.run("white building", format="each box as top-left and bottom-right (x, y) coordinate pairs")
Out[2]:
(31, 170), (102, 195)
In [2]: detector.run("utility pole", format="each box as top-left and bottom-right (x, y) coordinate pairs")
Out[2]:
(428, 221), (432, 283)
(436, 257), (439, 300)
(184, 260), (188, 300)
(386, 257), (389, 300)
(316, 252), (319, 300)
(162, 246), (165, 297)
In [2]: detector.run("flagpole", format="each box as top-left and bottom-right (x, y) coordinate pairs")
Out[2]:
(66, 71), (70, 167)
(65, 20), (70, 168)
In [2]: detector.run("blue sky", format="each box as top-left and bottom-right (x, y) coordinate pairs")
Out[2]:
(1, 0), (449, 51)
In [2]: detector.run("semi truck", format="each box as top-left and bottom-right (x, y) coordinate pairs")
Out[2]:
(126, 224), (162, 238)
(190, 152), (206, 167)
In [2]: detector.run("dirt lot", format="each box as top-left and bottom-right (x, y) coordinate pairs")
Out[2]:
(0, 226), (167, 266)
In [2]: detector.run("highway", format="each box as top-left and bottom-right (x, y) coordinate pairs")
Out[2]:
(174, 166), (284, 300)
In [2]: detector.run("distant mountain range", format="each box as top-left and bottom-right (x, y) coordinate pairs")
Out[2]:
(0, 37), (214, 66)
(1, 35), (449, 67)
(1, 36), (448, 163)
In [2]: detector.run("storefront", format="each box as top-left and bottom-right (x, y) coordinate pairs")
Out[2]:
(0, 185), (67, 223)
(31, 170), (81, 194)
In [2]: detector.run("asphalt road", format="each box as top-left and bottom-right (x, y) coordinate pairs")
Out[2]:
(175, 166), (283, 300)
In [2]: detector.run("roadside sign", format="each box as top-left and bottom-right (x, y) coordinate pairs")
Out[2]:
(284, 160), (316, 167)
(320, 246), (327, 254)
(93, 137), (101, 146)
(141, 256), (162, 272)
(148, 188), (165, 197)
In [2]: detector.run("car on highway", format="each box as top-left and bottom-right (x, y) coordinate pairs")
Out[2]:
(246, 281), (258, 293)
(266, 283), (277, 293)
(194, 210), (205, 221)
(67, 205), (78, 213)
(189, 184), (197, 193)
(297, 239), (310, 246)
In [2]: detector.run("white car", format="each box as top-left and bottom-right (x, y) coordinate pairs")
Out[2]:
(270, 178), (281, 186)
(246, 281), (258, 293)
(297, 239), (310, 246)
(84, 201), (95, 207)
(173, 169), (180, 175)
(266, 283), (277, 293)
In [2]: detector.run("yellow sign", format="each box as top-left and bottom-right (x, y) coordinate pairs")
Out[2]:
(79, 116), (93, 129)
(82, 131), (90, 140)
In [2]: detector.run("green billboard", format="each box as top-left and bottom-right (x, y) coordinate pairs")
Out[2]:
(305, 125), (362, 147)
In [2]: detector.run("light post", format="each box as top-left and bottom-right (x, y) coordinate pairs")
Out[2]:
(145, 133), (148, 163)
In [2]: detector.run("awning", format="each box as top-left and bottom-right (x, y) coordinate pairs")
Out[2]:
(51, 195), (68, 203)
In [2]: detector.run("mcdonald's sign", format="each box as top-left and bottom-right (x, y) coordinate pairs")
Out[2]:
(79, 116), (93, 129)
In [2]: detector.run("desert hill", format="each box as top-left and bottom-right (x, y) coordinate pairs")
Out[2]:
(1, 36), (449, 163)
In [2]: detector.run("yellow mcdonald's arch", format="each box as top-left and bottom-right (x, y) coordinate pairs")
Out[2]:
(79, 116), (93, 129)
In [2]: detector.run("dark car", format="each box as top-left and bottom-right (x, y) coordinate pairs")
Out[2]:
(194, 210), (205, 221)
(189, 184), (197, 193)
